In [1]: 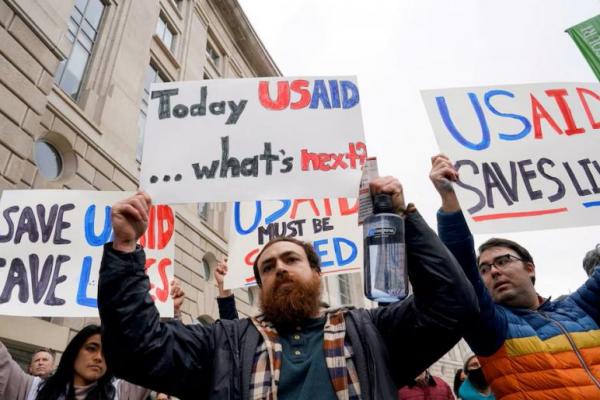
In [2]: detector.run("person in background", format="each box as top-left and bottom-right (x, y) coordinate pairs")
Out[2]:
(398, 369), (455, 399)
(0, 324), (150, 400)
(583, 244), (600, 277)
(453, 368), (465, 399)
(28, 348), (56, 378)
(458, 356), (494, 400)
(431, 153), (600, 399)
(0, 281), (184, 400)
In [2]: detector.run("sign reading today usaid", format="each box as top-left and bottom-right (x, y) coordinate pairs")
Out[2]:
(140, 77), (367, 204)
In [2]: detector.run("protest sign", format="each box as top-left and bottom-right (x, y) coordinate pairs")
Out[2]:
(422, 82), (600, 233)
(0, 190), (175, 317)
(226, 198), (362, 289)
(567, 15), (600, 81)
(140, 77), (366, 203)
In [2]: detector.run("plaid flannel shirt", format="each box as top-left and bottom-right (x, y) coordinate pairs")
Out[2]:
(250, 309), (361, 400)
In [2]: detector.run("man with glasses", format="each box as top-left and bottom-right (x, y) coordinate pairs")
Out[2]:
(430, 154), (600, 400)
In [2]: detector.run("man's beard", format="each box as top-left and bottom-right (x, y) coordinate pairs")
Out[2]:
(259, 271), (322, 328)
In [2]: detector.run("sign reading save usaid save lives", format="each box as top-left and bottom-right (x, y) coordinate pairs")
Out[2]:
(422, 82), (600, 234)
(0, 190), (174, 317)
(140, 77), (366, 203)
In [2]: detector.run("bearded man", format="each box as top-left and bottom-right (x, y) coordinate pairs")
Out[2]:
(98, 176), (477, 400)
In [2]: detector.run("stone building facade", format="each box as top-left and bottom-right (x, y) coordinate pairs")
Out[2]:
(0, 0), (465, 387)
(0, 0), (365, 370)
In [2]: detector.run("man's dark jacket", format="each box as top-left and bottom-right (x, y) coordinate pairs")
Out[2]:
(98, 211), (477, 400)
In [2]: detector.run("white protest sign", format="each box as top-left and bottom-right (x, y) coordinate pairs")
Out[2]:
(226, 198), (362, 289)
(0, 190), (175, 317)
(140, 77), (366, 203)
(422, 82), (600, 233)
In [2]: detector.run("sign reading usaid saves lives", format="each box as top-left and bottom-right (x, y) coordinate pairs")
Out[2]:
(0, 190), (174, 317)
(422, 82), (600, 233)
(226, 198), (362, 289)
(140, 77), (366, 203)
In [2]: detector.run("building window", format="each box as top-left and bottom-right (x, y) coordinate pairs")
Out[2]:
(137, 64), (165, 161)
(198, 202), (209, 221)
(34, 140), (63, 180)
(55, 0), (105, 99)
(202, 258), (211, 281)
(338, 274), (351, 305)
(155, 14), (175, 52)
(206, 41), (220, 68)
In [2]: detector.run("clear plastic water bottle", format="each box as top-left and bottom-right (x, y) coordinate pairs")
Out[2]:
(363, 193), (408, 302)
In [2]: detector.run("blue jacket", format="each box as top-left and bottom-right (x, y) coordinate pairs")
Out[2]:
(438, 210), (600, 399)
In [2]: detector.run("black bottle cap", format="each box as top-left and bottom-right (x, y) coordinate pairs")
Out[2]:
(373, 193), (394, 214)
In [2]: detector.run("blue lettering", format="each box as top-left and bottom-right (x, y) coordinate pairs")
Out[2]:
(341, 80), (359, 108)
(328, 80), (341, 108)
(309, 80), (332, 109)
(484, 89), (531, 141)
(313, 239), (334, 267)
(234, 201), (261, 235)
(76, 256), (97, 307)
(265, 200), (292, 224)
(435, 93), (490, 150)
(84, 205), (112, 246)
(333, 237), (357, 266)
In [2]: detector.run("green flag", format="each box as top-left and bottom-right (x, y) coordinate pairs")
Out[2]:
(567, 14), (600, 81)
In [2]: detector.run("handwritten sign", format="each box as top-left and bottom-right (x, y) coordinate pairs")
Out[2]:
(226, 198), (362, 289)
(140, 77), (366, 203)
(0, 190), (175, 317)
(422, 82), (600, 233)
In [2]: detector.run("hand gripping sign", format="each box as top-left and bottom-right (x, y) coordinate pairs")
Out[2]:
(0, 190), (175, 317)
(140, 77), (366, 203)
(422, 82), (600, 233)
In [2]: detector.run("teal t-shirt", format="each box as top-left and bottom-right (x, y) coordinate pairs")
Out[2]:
(459, 379), (495, 400)
(277, 317), (337, 400)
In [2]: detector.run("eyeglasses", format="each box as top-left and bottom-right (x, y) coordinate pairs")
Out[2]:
(478, 254), (522, 275)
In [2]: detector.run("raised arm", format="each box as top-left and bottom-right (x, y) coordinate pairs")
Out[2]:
(98, 193), (215, 398)
(367, 177), (478, 383)
(569, 266), (600, 324)
(0, 339), (37, 399)
(430, 154), (506, 356)
(215, 259), (239, 320)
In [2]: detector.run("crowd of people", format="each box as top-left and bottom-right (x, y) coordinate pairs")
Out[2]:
(0, 155), (599, 399)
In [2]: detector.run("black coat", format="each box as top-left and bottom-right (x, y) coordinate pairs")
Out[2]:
(98, 211), (477, 400)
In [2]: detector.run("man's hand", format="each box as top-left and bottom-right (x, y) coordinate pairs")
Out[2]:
(215, 259), (233, 298)
(430, 154), (460, 212)
(171, 279), (184, 318)
(369, 176), (406, 214)
(111, 191), (151, 252)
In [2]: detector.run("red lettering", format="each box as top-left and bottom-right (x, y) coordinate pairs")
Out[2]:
(290, 199), (320, 219)
(545, 89), (585, 135)
(323, 199), (332, 217)
(301, 149), (320, 171)
(301, 142), (366, 171)
(244, 248), (260, 266)
(290, 80), (311, 109)
(331, 153), (348, 169)
(577, 87), (600, 129)
(318, 153), (332, 171)
(339, 198), (358, 215)
(258, 81), (290, 110)
(156, 205), (174, 249)
(155, 258), (171, 302)
(144, 257), (171, 302)
(530, 94), (563, 139)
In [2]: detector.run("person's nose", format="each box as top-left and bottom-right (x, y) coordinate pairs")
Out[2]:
(490, 264), (502, 279)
